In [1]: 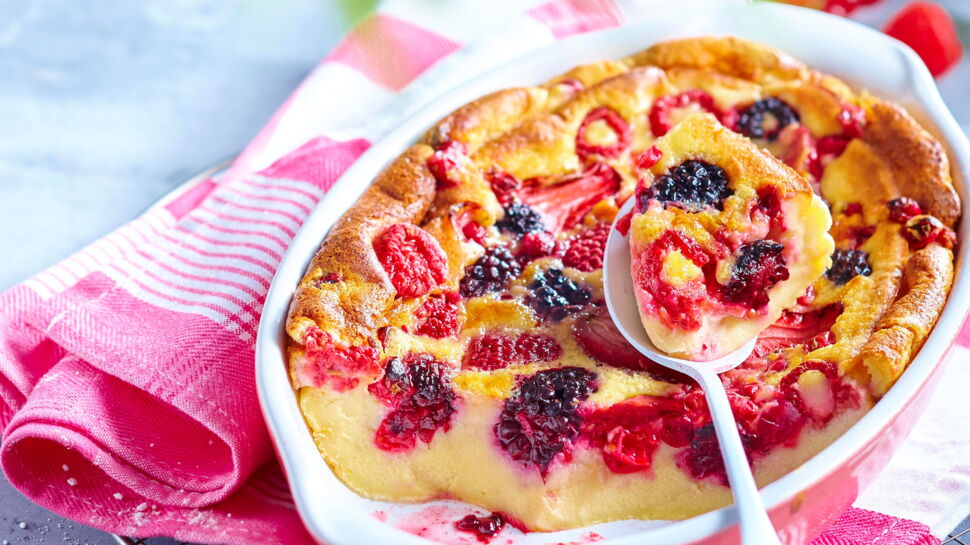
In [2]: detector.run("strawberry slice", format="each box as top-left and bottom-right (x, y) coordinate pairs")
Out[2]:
(750, 304), (842, 359)
(519, 162), (621, 232)
(884, 1), (963, 77)
(571, 307), (686, 382)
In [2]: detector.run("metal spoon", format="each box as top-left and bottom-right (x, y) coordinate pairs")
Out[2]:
(602, 198), (782, 545)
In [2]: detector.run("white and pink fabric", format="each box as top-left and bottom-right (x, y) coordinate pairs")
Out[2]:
(1, 1), (968, 544)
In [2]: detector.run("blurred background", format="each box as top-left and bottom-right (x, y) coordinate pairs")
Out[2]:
(0, 0), (968, 544)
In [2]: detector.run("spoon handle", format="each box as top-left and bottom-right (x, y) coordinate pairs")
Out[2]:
(695, 370), (783, 545)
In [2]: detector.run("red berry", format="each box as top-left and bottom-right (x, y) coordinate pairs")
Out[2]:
(516, 231), (558, 263)
(515, 333), (563, 362)
(464, 333), (518, 371)
(487, 170), (522, 206)
(636, 145), (663, 170)
(374, 223), (448, 299)
(844, 202), (863, 216)
(463, 332), (563, 370)
(563, 223), (610, 272)
(370, 353), (457, 452)
(494, 367), (597, 475)
(303, 327), (380, 391)
(314, 272), (341, 289)
(576, 107), (632, 162)
(427, 140), (467, 189)
(888, 196), (923, 223)
(455, 513), (507, 543)
(414, 292), (461, 339)
(903, 214), (956, 249)
(780, 359), (859, 425)
(838, 104), (866, 138)
(884, 1), (963, 77)
(649, 89), (723, 137)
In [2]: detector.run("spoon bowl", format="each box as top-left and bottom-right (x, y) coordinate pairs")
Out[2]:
(602, 198), (782, 545)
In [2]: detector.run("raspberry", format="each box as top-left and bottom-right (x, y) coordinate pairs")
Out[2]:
(414, 292), (461, 339)
(464, 333), (517, 371)
(459, 246), (522, 298)
(563, 223), (610, 272)
(370, 353), (457, 452)
(303, 327), (380, 391)
(634, 230), (711, 331)
(888, 196), (924, 223)
(516, 333), (563, 362)
(462, 221), (488, 245)
(496, 203), (547, 236)
(722, 240), (790, 310)
(463, 332), (562, 370)
(904, 214), (956, 249)
(575, 106), (631, 162)
(494, 367), (597, 475)
(526, 268), (592, 322)
(826, 249), (871, 285)
(640, 160), (733, 213)
(426, 140), (467, 189)
(780, 359), (859, 425)
(455, 513), (506, 543)
(636, 145), (663, 169)
(735, 97), (800, 141)
(374, 223), (448, 298)
(649, 89), (723, 137)
(837, 104), (866, 138)
(487, 170), (522, 206)
(516, 231), (558, 264)
(844, 202), (863, 216)
(809, 135), (852, 180)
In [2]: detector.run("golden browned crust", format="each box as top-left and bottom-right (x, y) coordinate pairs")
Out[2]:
(624, 36), (808, 83)
(862, 101), (961, 227)
(856, 244), (955, 394)
(286, 145), (435, 345)
(426, 87), (551, 152)
(289, 35), (960, 401)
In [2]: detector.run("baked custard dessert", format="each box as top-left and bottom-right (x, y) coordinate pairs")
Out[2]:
(629, 113), (834, 360)
(286, 37), (959, 532)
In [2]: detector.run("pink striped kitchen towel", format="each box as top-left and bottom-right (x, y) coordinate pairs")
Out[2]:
(1, 1), (967, 544)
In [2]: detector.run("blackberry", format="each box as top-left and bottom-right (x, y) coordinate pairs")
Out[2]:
(722, 240), (790, 309)
(494, 367), (597, 475)
(459, 246), (522, 298)
(642, 160), (733, 212)
(370, 354), (457, 452)
(825, 249), (871, 285)
(526, 268), (592, 321)
(735, 97), (800, 141)
(496, 203), (546, 236)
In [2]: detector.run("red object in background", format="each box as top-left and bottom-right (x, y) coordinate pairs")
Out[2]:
(884, 1), (964, 77)
(824, 0), (882, 17)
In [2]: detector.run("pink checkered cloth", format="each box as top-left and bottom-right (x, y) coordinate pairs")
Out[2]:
(1, 1), (966, 544)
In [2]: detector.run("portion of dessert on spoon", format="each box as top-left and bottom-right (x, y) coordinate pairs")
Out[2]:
(627, 113), (834, 361)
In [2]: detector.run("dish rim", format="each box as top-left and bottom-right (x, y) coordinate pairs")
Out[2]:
(255, 4), (970, 544)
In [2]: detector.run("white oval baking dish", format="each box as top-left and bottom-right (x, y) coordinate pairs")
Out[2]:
(255, 3), (970, 544)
